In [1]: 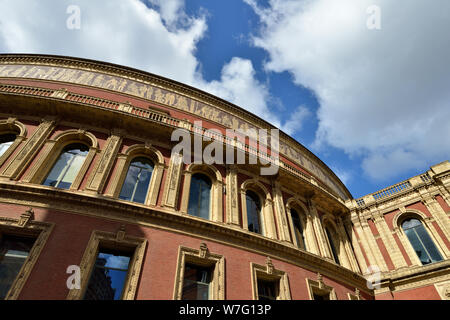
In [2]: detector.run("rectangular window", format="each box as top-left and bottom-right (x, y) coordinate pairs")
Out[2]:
(0, 235), (36, 299)
(313, 292), (330, 300)
(83, 248), (132, 300)
(257, 279), (278, 300)
(182, 263), (212, 300)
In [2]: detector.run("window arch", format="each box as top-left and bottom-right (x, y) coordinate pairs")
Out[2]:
(290, 208), (307, 250)
(43, 143), (90, 189)
(401, 218), (443, 265)
(0, 134), (16, 158)
(325, 226), (341, 265)
(0, 119), (27, 168)
(246, 190), (263, 235)
(187, 173), (212, 220)
(119, 157), (154, 204)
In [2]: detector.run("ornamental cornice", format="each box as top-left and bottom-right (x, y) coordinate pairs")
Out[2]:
(0, 83), (347, 210)
(0, 54), (351, 201)
(0, 180), (371, 295)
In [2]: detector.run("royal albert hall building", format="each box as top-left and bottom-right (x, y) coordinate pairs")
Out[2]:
(0, 54), (449, 301)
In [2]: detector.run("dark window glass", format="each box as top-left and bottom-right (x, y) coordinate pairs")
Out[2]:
(84, 249), (132, 300)
(187, 174), (212, 220)
(182, 264), (212, 300)
(257, 279), (277, 300)
(291, 209), (306, 250)
(0, 235), (35, 299)
(246, 191), (262, 234)
(313, 292), (330, 300)
(119, 157), (154, 204)
(326, 227), (340, 265)
(43, 143), (89, 189)
(402, 218), (443, 265)
(0, 134), (16, 157)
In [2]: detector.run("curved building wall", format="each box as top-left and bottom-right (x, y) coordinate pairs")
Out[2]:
(0, 54), (448, 300)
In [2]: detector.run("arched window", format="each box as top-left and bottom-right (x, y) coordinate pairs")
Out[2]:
(401, 218), (443, 265)
(43, 143), (89, 189)
(119, 157), (154, 204)
(325, 227), (340, 265)
(0, 134), (16, 157)
(187, 173), (212, 220)
(246, 190), (263, 234)
(290, 208), (306, 250)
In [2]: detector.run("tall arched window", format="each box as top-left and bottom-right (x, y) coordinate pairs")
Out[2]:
(246, 190), (262, 235)
(325, 227), (340, 265)
(187, 173), (212, 220)
(119, 157), (154, 204)
(0, 134), (16, 157)
(401, 218), (443, 265)
(43, 143), (89, 189)
(290, 208), (306, 250)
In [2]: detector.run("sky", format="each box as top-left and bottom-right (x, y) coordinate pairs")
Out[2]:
(0, 0), (449, 199)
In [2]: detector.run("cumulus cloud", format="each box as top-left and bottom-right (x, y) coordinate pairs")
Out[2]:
(246, 0), (450, 181)
(0, 0), (309, 137)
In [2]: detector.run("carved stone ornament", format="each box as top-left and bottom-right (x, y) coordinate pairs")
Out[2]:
(266, 257), (274, 275)
(199, 242), (208, 258)
(116, 225), (126, 242)
(18, 208), (34, 227)
(317, 273), (324, 289)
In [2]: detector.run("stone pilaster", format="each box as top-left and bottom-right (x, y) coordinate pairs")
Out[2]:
(85, 134), (122, 193)
(225, 165), (240, 226)
(1, 119), (56, 180)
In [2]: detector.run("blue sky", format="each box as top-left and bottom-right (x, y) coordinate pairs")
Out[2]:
(0, 0), (449, 199)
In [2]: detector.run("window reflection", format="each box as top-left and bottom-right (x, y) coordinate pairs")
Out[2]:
(0, 235), (35, 299)
(0, 134), (17, 158)
(246, 191), (262, 234)
(257, 279), (277, 300)
(325, 227), (340, 265)
(187, 174), (212, 220)
(181, 264), (212, 300)
(84, 249), (132, 300)
(402, 218), (443, 265)
(119, 157), (154, 204)
(291, 208), (306, 250)
(43, 143), (89, 189)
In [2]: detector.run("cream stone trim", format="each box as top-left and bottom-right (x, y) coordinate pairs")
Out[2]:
(0, 181), (372, 295)
(285, 198), (313, 252)
(322, 216), (352, 269)
(370, 210), (408, 269)
(309, 200), (333, 259)
(336, 216), (361, 273)
(306, 273), (337, 300)
(1, 119), (55, 180)
(85, 134), (122, 193)
(250, 257), (291, 300)
(272, 182), (292, 243)
(107, 144), (165, 206)
(162, 153), (183, 209)
(357, 215), (390, 272)
(0, 210), (54, 300)
(0, 118), (27, 168)
(420, 194), (450, 250)
(66, 228), (147, 300)
(434, 280), (450, 300)
(394, 211), (448, 266)
(240, 179), (277, 239)
(344, 218), (368, 273)
(179, 163), (223, 223)
(347, 288), (361, 300)
(225, 165), (240, 226)
(173, 243), (225, 300)
(22, 129), (98, 190)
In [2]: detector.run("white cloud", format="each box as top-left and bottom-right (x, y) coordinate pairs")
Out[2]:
(0, 0), (307, 136)
(246, 0), (450, 181)
(280, 106), (311, 136)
